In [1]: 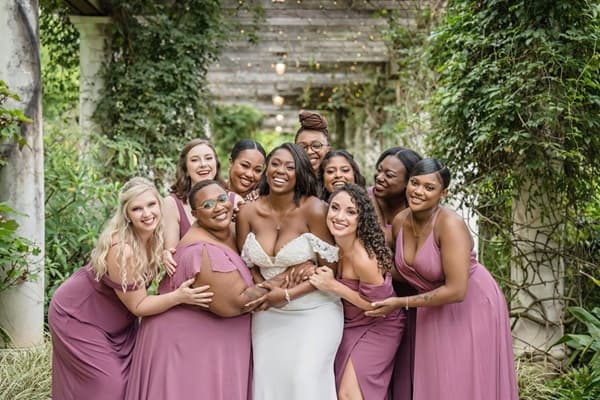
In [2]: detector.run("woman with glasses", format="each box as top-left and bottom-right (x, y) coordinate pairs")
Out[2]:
(294, 110), (330, 173)
(126, 180), (267, 400)
(163, 139), (243, 274)
(237, 143), (343, 400)
(48, 178), (212, 400)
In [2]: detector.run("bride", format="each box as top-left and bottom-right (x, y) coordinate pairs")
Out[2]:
(236, 143), (343, 400)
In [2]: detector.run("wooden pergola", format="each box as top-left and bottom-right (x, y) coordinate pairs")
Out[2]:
(63, 0), (419, 130)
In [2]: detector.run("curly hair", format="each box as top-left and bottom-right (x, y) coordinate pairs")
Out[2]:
(170, 139), (222, 204)
(91, 177), (164, 290)
(318, 149), (366, 200)
(258, 143), (318, 205)
(329, 183), (393, 272)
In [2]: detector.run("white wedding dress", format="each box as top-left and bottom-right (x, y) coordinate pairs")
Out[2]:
(242, 232), (344, 400)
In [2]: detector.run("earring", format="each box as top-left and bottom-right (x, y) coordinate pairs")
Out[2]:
(126, 217), (131, 224)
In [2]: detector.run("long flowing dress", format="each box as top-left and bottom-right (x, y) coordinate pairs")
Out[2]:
(335, 274), (405, 399)
(394, 223), (519, 400)
(241, 232), (344, 400)
(48, 265), (138, 400)
(125, 241), (253, 400)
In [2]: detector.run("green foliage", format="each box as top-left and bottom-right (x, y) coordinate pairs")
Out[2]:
(548, 365), (600, 400)
(428, 0), (600, 314)
(0, 203), (41, 345)
(210, 104), (264, 168)
(94, 0), (226, 182)
(39, 0), (79, 119)
(0, 81), (32, 166)
(44, 119), (120, 301)
(556, 306), (600, 366)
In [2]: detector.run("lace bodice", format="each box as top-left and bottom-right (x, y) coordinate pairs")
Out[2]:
(241, 232), (338, 279)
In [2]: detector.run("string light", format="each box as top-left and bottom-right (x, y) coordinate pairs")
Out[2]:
(272, 95), (284, 107)
(276, 114), (284, 122)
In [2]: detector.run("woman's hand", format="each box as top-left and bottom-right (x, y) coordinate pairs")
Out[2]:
(244, 189), (259, 202)
(163, 248), (177, 276)
(174, 278), (214, 308)
(287, 261), (316, 286)
(364, 297), (403, 318)
(244, 280), (287, 311)
(308, 266), (336, 293)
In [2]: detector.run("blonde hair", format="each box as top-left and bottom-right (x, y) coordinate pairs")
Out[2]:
(91, 177), (165, 290)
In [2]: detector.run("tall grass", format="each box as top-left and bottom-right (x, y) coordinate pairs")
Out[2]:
(0, 340), (51, 399)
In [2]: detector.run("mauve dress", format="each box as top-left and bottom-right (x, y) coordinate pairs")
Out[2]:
(125, 241), (253, 400)
(334, 274), (405, 399)
(171, 193), (192, 238)
(394, 223), (519, 400)
(48, 265), (138, 400)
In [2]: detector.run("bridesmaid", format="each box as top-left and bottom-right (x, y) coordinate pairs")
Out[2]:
(310, 183), (405, 400)
(318, 149), (366, 201)
(295, 110), (330, 173)
(48, 177), (212, 400)
(125, 180), (266, 400)
(367, 159), (519, 400)
(226, 138), (266, 199)
(369, 146), (421, 246)
(163, 138), (242, 272)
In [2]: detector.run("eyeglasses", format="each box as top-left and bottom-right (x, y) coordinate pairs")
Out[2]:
(196, 193), (229, 210)
(298, 141), (326, 152)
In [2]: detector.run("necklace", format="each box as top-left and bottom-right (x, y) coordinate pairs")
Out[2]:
(410, 207), (438, 238)
(266, 198), (296, 231)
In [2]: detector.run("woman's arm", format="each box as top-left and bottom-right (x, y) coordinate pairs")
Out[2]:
(108, 245), (213, 317)
(366, 210), (471, 316)
(309, 266), (374, 311)
(162, 195), (181, 274)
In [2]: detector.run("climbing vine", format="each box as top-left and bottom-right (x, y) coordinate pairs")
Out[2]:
(93, 0), (227, 182)
(428, 0), (600, 348)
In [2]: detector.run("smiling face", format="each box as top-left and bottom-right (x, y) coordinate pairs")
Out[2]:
(406, 172), (447, 212)
(191, 183), (233, 231)
(228, 149), (265, 196)
(373, 155), (407, 199)
(296, 130), (329, 171)
(186, 143), (218, 185)
(126, 190), (161, 236)
(323, 155), (356, 194)
(266, 148), (296, 193)
(327, 191), (359, 239)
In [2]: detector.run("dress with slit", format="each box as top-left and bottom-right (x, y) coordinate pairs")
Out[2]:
(241, 232), (344, 400)
(334, 274), (405, 399)
(125, 241), (253, 400)
(394, 218), (519, 400)
(48, 265), (138, 400)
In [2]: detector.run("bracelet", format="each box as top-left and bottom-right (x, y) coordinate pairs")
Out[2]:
(284, 289), (292, 304)
(405, 297), (409, 310)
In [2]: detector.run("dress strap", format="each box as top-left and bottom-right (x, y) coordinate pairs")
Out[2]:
(228, 191), (236, 204)
(171, 193), (191, 238)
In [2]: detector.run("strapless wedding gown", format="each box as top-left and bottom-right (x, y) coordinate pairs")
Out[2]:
(242, 232), (344, 400)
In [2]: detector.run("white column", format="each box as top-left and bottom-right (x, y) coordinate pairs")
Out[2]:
(69, 16), (111, 137)
(0, 0), (45, 348)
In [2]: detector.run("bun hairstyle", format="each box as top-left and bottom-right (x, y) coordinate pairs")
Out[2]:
(410, 158), (451, 189)
(295, 110), (329, 141)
